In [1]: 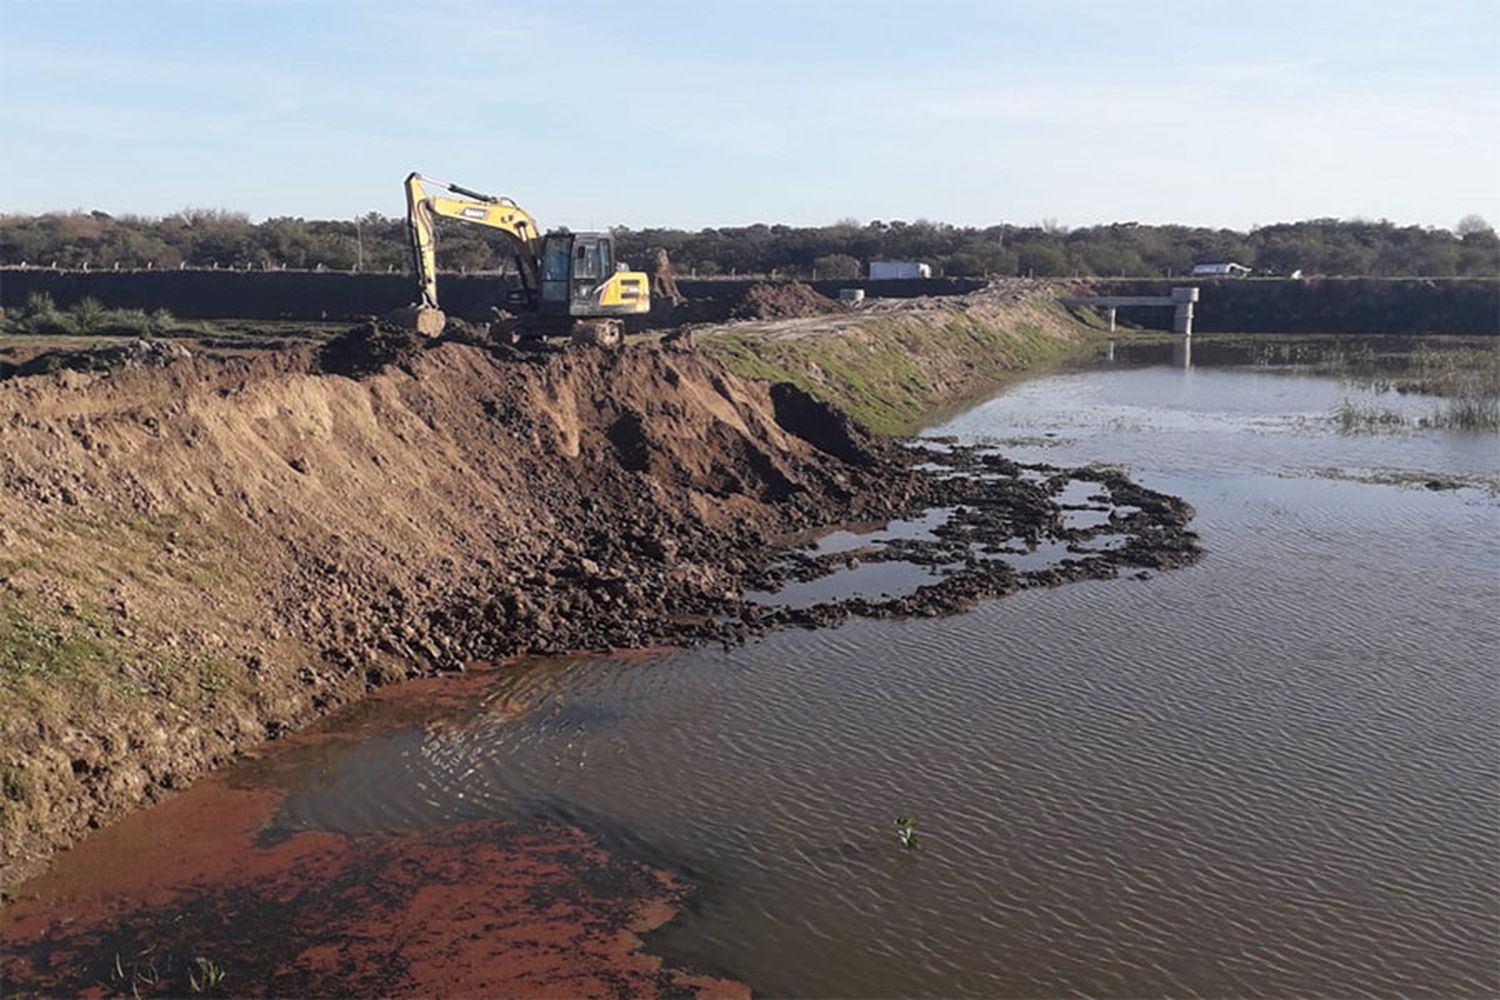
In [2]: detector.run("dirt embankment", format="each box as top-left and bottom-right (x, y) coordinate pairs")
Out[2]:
(0, 330), (922, 891)
(704, 282), (1091, 433)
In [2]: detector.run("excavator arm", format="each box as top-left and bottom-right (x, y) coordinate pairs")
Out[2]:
(405, 172), (544, 316)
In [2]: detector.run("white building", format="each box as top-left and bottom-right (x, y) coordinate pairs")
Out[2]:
(869, 260), (932, 280)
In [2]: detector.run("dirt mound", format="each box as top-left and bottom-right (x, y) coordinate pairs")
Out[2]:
(0, 339), (906, 887)
(730, 282), (845, 320)
(316, 321), (430, 377)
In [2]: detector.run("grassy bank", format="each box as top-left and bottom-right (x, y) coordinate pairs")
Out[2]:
(703, 291), (1094, 434)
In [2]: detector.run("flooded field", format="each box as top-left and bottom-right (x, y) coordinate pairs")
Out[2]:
(5, 335), (1497, 997)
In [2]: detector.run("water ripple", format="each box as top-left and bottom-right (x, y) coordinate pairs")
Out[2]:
(268, 357), (1499, 998)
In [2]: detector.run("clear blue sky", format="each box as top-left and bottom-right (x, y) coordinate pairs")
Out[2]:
(1, 0), (1495, 230)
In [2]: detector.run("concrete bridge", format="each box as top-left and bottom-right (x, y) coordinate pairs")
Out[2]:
(1060, 286), (1200, 335)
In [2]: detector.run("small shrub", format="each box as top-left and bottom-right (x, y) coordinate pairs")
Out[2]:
(22, 291), (55, 318)
(70, 297), (106, 333)
(27, 310), (79, 336)
(16, 291), (78, 334)
(97, 309), (155, 337)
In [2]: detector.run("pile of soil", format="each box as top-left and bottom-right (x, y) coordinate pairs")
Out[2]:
(315, 321), (428, 378)
(0, 331), (911, 887)
(730, 282), (845, 321)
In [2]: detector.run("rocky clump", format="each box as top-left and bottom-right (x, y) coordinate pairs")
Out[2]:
(732, 442), (1201, 632)
(3, 337), (192, 379)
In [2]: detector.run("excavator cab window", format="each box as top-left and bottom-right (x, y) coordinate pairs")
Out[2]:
(573, 240), (599, 280)
(540, 234), (572, 305)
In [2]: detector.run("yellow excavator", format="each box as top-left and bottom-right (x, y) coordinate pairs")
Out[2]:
(399, 172), (651, 345)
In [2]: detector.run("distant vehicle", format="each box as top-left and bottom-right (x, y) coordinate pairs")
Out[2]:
(869, 260), (932, 280)
(1190, 261), (1252, 277)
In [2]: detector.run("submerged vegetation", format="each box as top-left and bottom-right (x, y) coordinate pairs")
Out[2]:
(1292, 466), (1500, 496)
(1332, 393), (1498, 433)
(1226, 335), (1500, 434)
(1437, 393), (1500, 431)
(1329, 345), (1500, 434)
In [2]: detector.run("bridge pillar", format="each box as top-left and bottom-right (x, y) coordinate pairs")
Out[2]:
(1107, 306), (1117, 332)
(1171, 286), (1199, 336)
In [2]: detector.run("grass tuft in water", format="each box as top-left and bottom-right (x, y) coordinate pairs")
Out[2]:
(895, 815), (921, 851)
(1333, 398), (1408, 432)
(1333, 393), (1500, 433)
(1435, 392), (1500, 431)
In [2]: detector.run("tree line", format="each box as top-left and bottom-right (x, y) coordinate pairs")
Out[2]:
(2, 209), (1494, 278)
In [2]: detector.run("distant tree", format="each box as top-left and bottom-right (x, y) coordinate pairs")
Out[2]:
(1018, 243), (1070, 276)
(2, 211), (1495, 277)
(812, 253), (860, 279)
(1455, 214), (1495, 239)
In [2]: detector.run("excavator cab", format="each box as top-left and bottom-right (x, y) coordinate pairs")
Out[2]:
(538, 232), (649, 318)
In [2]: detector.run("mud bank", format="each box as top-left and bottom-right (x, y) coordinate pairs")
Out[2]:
(0, 301), (1188, 901)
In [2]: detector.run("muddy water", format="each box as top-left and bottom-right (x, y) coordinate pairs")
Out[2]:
(10, 337), (1499, 997)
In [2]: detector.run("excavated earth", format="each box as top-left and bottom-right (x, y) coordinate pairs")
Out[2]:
(728, 281), (846, 321)
(0, 323), (1202, 908)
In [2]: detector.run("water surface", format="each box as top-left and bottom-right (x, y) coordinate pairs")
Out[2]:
(20, 336), (1500, 997)
(268, 335), (1500, 996)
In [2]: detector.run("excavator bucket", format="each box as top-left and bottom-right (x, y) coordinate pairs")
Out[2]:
(391, 305), (447, 337)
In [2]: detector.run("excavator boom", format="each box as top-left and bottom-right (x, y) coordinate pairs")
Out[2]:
(405, 172), (544, 315)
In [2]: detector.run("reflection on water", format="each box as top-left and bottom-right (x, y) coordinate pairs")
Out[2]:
(206, 339), (1500, 995)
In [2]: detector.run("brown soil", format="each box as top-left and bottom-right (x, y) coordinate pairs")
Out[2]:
(729, 282), (845, 321)
(0, 327), (915, 892)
